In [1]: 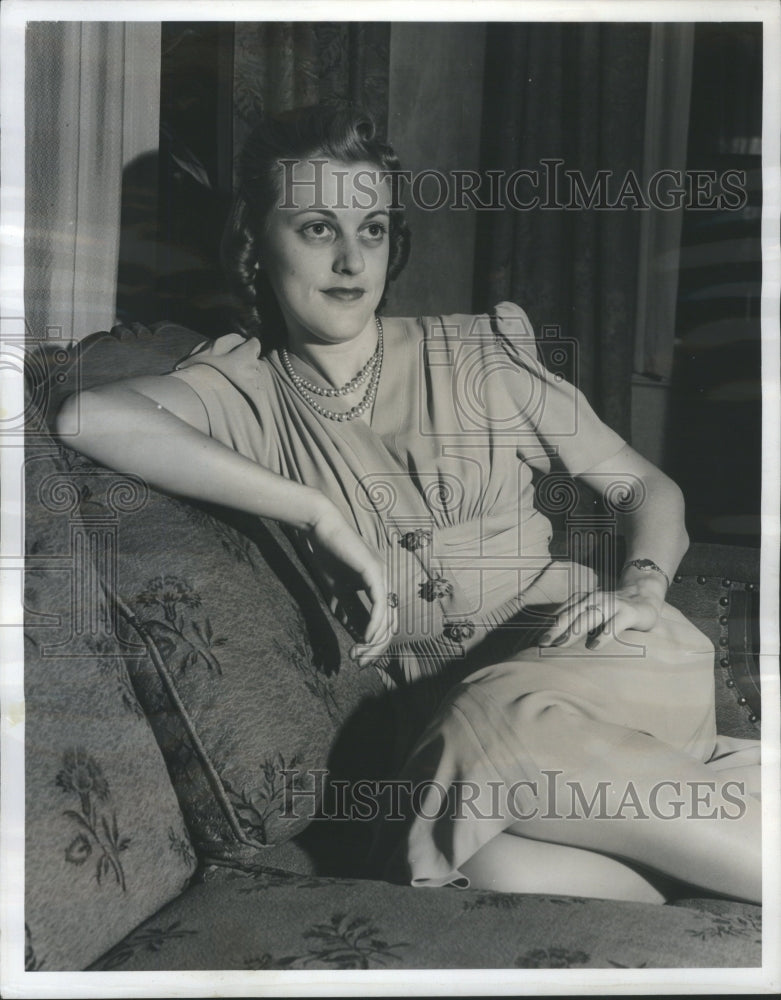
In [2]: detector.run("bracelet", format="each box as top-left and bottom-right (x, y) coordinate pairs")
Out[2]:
(622, 558), (670, 590)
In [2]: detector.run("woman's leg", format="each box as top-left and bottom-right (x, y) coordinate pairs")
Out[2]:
(459, 831), (670, 903)
(505, 705), (762, 904)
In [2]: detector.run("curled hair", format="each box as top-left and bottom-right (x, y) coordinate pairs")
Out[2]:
(222, 103), (411, 349)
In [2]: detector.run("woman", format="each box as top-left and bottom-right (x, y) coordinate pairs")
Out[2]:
(57, 105), (761, 905)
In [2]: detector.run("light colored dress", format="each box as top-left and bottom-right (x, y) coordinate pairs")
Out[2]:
(170, 301), (760, 887)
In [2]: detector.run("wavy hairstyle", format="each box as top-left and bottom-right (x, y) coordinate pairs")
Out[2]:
(222, 103), (411, 349)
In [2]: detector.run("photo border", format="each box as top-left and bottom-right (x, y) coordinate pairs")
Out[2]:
(2, 1), (779, 995)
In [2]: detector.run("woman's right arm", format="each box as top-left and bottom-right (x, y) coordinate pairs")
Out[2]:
(57, 375), (326, 529)
(56, 377), (392, 657)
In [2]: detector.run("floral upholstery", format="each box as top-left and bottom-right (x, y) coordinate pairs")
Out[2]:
(24, 413), (197, 971)
(33, 324), (389, 862)
(86, 863), (761, 971)
(110, 486), (389, 859)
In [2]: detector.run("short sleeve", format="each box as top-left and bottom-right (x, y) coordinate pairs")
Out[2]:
(491, 301), (626, 475)
(168, 363), (276, 470)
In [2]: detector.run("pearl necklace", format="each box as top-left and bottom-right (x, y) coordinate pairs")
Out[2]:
(281, 323), (381, 397)
(280, 317), (384, 422)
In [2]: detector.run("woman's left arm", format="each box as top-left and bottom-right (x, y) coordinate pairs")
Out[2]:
(539, 443), (689, 650)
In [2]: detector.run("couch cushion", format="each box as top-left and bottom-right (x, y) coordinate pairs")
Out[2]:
(33, 326), (391, 861)
(87, 862), (761, 970)
(49, 442), (390, 861)
(112, 487), (389, 860)
(24, 430), (197, 971)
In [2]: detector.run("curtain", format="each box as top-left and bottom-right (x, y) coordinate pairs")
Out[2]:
(25, 22), (161, 344)
(473, 23), (651, 439)
(135, 22), (390, 337)
(634, 24), (694, 381)
(232, 22), (391, 179)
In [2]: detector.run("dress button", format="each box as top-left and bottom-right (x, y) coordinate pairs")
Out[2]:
(419, 575), (454, 602)
(719, 596), (730, 607)
(719, 636), (729, 647)
(719, 615), (728, 626)
(749, 713), (758, 723)
(696, 575), (707, 585)
(725, 678), (735, 688)
(720, 657), (730, 668)
(673, 574), (683, 583)
(443, 621), (475, 643)
(399, 529), (432, 552)
(721, 578), (731, 587)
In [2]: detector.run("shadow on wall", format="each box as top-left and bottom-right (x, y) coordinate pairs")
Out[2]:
(116, 149), (235, 338)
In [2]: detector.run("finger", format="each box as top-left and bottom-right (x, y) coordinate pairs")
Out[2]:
(539, 606), (580, 646)
(550, 589), (620, 646)
(363, 592), (387, 647)
(540, 590), (593, 638)
(586, 600), (639, 650)
(371, 600), (399, 650)
(585, 607), (621, 650)
(356, 561), (387, 641)
(541, 597), (604, 647)
(557, 588), (595, 615)
(352, 612), (396, 667)
(551, 604), (606, 648)
(352, 591), (398, 664)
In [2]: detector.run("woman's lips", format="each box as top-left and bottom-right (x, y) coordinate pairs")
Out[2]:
(322, 288), (365, 301)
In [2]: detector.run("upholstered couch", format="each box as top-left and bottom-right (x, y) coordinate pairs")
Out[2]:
(22, 321), (762, 972)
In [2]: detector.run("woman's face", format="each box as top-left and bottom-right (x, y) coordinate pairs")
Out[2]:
(260, 158), (392, 350)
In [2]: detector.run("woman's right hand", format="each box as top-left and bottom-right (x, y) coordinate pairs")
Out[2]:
(307, 500), (396, 666)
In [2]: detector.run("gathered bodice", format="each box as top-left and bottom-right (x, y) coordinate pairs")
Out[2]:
(169, 302), (625, 693)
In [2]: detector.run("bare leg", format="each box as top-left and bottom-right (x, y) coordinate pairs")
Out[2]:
(506, 714), (762, 904)
(459, 831), (669, 903)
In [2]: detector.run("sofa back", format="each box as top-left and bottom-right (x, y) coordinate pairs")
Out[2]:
(23, 322), (390, 968)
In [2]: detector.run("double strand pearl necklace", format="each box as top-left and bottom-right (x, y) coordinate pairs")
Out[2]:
(280, 316), (384, 422)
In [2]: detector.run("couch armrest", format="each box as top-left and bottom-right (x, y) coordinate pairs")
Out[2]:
(26, 321), (206, 435)
(666, 542), (760, 736)
(677, 541), (759, 583)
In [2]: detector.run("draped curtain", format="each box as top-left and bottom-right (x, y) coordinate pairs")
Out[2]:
(25, 22), (161, 344)
(232, 23), (390, 179)
(473, 23), (651, 439)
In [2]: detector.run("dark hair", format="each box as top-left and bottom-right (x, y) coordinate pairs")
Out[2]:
(222, 103), (411, 348)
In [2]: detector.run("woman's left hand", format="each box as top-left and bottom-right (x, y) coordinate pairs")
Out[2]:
(538, 583), (664, 652)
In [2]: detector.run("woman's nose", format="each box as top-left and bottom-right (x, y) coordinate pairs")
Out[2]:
(332, 236), (365, 275)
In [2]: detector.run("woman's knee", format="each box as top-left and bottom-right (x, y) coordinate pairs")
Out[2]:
(460, 832), (668, 903)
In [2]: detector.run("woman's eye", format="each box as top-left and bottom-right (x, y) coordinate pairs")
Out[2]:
(362, 222), (388, 241)
(301, 221), (333, 240)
